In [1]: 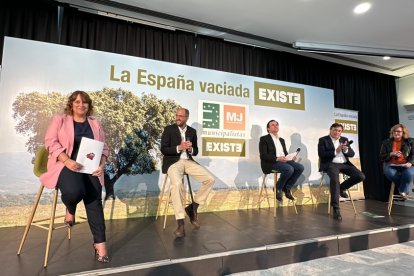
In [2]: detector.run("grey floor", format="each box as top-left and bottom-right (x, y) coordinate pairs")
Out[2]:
(3, 199), (414, 275)
(230, 241), (414, 275)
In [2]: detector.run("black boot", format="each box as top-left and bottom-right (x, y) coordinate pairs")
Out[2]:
(283, 188), (295, 200)
(333, 208), (342, 221)
(339, 189), (349, 198)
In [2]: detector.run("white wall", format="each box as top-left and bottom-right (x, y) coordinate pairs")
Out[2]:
(396, 75), (414, 134)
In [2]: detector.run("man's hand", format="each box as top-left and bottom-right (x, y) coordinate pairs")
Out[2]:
(341, 141), (350, 153)
(178, 139), (192, 151)
(277, 156), (288, 162)
(336, 142), (350, 154)
(403, 162), (412, 168)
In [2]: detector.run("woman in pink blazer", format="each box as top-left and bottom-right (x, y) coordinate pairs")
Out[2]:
(40, 91), (110, 263)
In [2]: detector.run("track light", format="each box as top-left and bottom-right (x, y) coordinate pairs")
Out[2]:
(293, 41), (414, 59)
(97, 11), (176, 31)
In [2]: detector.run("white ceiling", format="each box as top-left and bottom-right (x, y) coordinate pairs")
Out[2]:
(61, 0), (414, 78)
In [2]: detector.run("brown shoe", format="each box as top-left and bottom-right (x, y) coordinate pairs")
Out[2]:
(185, 204), (200, 229)
(174, 224), (185, 238)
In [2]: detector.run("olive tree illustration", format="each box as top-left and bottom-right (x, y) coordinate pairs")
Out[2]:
(12, 91), (66, 154)
(12, 88), (179, 194)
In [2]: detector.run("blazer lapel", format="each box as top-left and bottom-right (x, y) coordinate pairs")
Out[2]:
(184, 128), (192, 141)
(88, 117), (98, 141)
(174, 124), (183, 142)
(267, 134), (275, 146)
(268, 134), (276, 151)
(327, 136), (335, 150)
(64, 115), (75, 156)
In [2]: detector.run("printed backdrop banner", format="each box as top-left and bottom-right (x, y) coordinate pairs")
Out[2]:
(0, 37), (335, 226)
(334, 108), (359, 156)
(334, 108), (363, 197)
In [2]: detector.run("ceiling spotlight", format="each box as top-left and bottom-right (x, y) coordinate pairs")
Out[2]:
(383, 56), (391, 60)
(354, 2), (371, 14)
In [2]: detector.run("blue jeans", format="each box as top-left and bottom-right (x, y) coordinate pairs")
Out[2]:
(272, 161), (304, 191)
(383, 163), (414, 194)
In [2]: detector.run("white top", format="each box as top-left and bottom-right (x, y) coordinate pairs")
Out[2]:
(177, 125), (189, 159)
(331, 137), (347, 164)
(270, 133), (285, 158)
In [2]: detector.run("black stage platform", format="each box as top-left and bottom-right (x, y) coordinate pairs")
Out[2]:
(2, 199), (414, 276)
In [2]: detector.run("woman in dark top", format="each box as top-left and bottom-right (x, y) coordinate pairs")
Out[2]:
(41, 91), (110, 262)
(380, 124), (414, 199)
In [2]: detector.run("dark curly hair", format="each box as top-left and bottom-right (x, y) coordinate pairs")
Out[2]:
(64, 90), (94, 116)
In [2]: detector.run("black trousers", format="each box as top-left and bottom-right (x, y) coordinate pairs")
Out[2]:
(58, 167), (106, 243)
(325, 163), (365, 209)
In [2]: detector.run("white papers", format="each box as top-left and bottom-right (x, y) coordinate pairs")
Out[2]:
(390, 164), (406, 167)
(75, 137), (104, 174)
(285, 151), (298, 161)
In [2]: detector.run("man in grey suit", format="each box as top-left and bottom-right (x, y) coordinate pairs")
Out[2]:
(161, 108), (215, 238)
(259, 120), (304, 201)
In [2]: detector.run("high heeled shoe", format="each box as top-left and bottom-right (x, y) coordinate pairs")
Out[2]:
(64, 209), (75, 227)
(93, 244), (110, 263)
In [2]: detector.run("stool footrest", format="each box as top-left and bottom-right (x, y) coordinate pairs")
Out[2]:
(257, 173), (298, 216)
(156, 174), (194, 229)
(17, 185), (73, 267)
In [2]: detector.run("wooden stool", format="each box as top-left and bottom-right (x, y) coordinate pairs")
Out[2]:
(315, 172), (357, 215)
(155, 173), (193, 229)
(257, 170), (298, 217)
(297, 181), (315, 205)
(17, 147), (71, 268)
(387, 181), (414, 215)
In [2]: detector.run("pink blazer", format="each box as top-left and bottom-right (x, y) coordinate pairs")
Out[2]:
(40, 114), (109, 189)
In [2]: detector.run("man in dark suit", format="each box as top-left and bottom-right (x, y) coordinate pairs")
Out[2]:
(161, 108), (215, 238)
(259, 120), (304, 201)
(318, 123), (365, 220)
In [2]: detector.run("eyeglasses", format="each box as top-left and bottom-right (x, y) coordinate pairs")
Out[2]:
(393, 130), (403, 133)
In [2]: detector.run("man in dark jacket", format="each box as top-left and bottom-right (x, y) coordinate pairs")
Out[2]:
(161, 108), (215, 238)
(259, 120), (304, 201)
(318, 123), (365, 220)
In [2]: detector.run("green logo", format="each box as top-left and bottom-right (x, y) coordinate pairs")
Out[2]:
(203, 102), (220, 129)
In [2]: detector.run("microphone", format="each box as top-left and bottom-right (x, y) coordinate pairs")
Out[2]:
(342, 140), (353, 153)
(185, 136), (192, 157)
